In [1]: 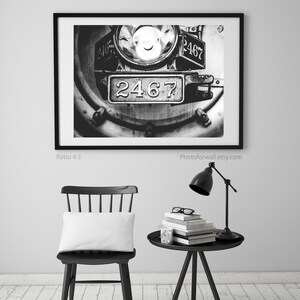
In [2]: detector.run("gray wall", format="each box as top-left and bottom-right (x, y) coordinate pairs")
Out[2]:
(0, 0), (300, 274)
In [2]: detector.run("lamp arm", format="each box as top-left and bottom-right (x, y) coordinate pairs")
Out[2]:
(209, 162), (237, 193)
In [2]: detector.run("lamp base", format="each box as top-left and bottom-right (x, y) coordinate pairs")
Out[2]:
(216, 227), (240, 241)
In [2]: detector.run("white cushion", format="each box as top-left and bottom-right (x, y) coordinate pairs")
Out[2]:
(58, 212), (135, 253)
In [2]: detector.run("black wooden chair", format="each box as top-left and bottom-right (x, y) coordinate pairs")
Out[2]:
(57, 185), (138, 300)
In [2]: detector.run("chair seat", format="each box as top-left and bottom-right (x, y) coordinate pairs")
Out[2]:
(57, 249), (136, 265)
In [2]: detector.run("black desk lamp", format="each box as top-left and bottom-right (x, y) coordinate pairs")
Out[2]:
(189, 162), (239, 241)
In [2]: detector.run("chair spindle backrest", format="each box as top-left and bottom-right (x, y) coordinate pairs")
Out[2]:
(61, 186), (138, 213)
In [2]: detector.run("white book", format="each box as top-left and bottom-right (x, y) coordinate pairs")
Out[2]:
(173, 236), (216, 246)
(172, 227), (216, 237)
(162, 220), (214, 231)
(164, 212), (201, 221)
(174, 232), (216, 240)
(165, 217), (207, 227)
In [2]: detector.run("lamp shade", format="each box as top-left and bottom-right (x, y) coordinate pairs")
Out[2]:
(189, 167), (213, 196)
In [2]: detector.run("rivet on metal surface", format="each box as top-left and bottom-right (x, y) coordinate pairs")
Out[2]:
(217, 25), (224, 33)
(145, 122), (156, 137)
(91, 106), (106, 126)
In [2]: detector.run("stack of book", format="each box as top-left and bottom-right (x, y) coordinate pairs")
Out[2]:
(162, 212), (216, 245)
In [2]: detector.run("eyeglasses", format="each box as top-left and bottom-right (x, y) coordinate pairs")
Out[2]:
(172, 207), (195, 215)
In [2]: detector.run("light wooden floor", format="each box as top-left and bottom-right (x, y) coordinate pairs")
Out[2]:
(0, 283), (300, 300)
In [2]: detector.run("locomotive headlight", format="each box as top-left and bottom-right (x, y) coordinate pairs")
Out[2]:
(114, 25), (179, 68)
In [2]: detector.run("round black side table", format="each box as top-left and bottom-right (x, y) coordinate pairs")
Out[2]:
(147, 230), (244, 300)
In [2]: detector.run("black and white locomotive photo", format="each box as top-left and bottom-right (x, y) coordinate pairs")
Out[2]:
(74, 24), (224, 138)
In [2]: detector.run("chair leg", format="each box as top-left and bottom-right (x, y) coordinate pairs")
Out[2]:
(119, 263), (133, 300)
(61, 264), (72, 300)
(69, 264), (77, 300)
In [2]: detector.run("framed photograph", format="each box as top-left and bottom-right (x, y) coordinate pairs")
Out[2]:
(54, 13), (243, 149)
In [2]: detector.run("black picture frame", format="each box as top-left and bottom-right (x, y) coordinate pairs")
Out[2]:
(54, 13), (243, 149)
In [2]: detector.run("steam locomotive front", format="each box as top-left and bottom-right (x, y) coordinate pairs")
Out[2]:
(74, 24), (224, 137)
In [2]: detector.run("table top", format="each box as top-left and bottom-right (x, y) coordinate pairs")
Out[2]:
(147, 230), (244, 252)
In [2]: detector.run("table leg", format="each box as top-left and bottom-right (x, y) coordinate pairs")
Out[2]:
(198, 251), (220, 300)
(172, 251), (192, 300)
(191, 251), (197, 300)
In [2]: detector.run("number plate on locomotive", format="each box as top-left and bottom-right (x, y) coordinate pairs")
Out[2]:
(182, 33), (206, 68)
(108, 74), (184, 104)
